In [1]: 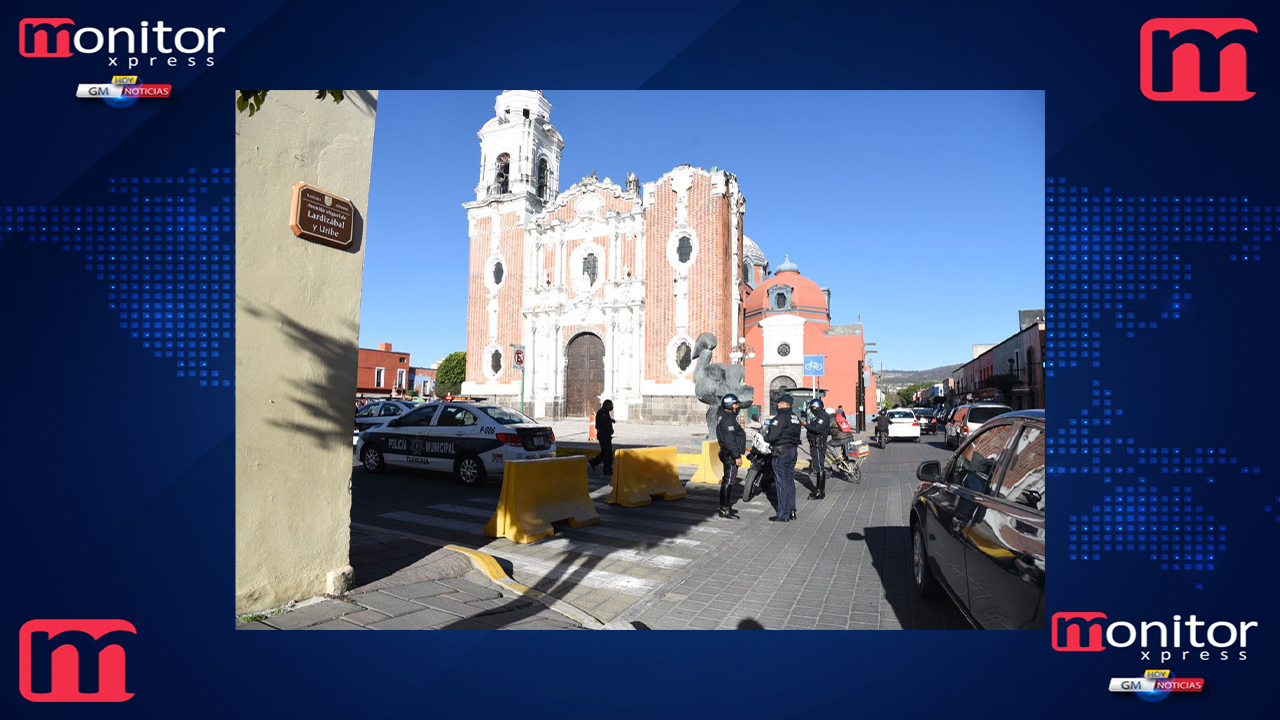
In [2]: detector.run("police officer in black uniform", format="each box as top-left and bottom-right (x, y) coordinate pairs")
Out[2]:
(805, 397), (831, 500)
(715, 393), (746, 519)
(764, 393), (801, 522)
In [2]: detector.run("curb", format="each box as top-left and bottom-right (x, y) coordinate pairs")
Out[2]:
(443, 545), (624, 631)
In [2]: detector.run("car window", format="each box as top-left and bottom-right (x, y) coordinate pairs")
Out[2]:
(948, 423), (1016, 493)
(968, 405), (1012, 423)
(999, 424), (1046, 512)
(398, 404), (439, 427)
(438, 405), (478, 427)
(355, 404), (378, 417)
(480, 406), (533, 425)
(378, 403), (403, 416)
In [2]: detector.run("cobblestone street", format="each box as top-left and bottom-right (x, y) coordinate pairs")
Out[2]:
(313, 429), (969, 630)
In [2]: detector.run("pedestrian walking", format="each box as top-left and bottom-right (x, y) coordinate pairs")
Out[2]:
(715, 393), (746, 519)
(587, 399), (615, 475)
(763, 393), (801, 522)
(805, 397), (831, 500)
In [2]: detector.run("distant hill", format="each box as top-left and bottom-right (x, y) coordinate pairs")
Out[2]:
(878, 364), (962, 390)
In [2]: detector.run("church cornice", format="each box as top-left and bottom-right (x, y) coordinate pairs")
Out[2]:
(530, 173), (642, 225)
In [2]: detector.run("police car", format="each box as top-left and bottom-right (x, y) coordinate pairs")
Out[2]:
(355, 398), (556, 485)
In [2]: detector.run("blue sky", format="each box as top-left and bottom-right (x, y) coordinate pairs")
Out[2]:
(361, 90), (1044, 371)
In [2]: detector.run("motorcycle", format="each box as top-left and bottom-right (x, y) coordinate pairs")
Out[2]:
(742, 431), (775, 502)
(824, 429), (862, 483)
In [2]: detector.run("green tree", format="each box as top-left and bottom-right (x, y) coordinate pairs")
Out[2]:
(896, 381), (933, 407)
(434, 352), (467, 396)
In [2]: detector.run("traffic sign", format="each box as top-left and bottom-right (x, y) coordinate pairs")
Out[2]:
(803, 355), (825, 377)
(511, 344), (526, 370)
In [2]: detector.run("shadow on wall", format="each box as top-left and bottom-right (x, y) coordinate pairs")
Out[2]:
(241, 298), (359, 452)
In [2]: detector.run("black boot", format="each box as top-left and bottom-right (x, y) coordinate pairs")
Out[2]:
(813, 472), (827, 499)
(719, 484), (738, 519)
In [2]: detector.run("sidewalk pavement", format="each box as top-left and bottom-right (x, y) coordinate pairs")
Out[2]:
(236, 530), (586, 630)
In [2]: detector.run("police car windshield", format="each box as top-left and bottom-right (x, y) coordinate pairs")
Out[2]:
(479, 406), (534, 425)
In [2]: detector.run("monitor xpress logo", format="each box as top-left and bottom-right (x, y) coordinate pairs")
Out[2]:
(18, 620), (137, 702)
(19, 18), (223, 68)
(1052, 612), (1258, 661)
(1140, 18), (1258, 101)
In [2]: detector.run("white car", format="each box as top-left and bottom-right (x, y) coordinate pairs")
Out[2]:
(355, 400), (556, 485)
(944, 403), (1013, 448)
(886, 409), (921, 441)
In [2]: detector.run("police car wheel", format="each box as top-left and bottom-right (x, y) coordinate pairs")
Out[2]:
(454, 455), (486, 486)
(361, 446), (386, 473)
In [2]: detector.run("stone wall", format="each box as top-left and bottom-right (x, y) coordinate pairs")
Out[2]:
(636, 395), (706, 424)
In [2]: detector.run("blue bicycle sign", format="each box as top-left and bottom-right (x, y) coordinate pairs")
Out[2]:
(803, 355), (825, 377)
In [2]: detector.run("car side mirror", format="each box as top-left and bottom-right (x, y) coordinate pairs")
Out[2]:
(916, 460), (942, 483)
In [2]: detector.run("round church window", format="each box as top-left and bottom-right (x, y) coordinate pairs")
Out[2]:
(777, 342), (791, 357)
(676, 236), (692, 264)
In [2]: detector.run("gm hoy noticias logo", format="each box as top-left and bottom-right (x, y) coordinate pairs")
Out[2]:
(1140, 18), (1258, 101)
(18, 18), (224, 68)
(1052, 612), (1258, 661)
(18, 620), (137, 702)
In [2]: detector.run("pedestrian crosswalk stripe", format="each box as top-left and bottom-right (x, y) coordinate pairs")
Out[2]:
(431, 502), (724, 536)
(483, 548), (658, 596)
(377, 510), (483, 535)
(533, 536), (692, 570)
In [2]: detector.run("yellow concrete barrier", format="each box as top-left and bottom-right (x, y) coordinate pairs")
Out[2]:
(689, 440), (752, 482)
(607, 446), (686, 507)
(483, 456), (601, 544)
(690, 440), (723, 483)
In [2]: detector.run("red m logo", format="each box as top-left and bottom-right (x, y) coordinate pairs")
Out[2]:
(1051, 612), (1108, 651)
(18, 18), (75, 58)
(18, 620), (136, 702)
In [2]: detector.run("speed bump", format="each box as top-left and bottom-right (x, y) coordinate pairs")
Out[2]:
(607, 446), (686, 507)
(483, 456), (600, 544)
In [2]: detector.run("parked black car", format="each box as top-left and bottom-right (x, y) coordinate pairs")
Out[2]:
(912, 407), (937, 435)
(910, 409), (1045, 630)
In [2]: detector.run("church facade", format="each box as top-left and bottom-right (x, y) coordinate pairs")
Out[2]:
(462, 90), (871, 423)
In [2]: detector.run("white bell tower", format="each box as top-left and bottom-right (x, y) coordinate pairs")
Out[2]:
(472, 90), (564, 207)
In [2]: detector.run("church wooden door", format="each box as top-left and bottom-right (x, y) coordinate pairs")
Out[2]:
(565, 333), (605, 417)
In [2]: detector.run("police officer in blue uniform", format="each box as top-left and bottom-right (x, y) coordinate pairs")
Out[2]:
(764, 393), (801, 522)
(715, 393), (746, 519)
(805, 397), (831, 500)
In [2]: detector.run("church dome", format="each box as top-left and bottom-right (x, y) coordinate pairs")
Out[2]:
(743, 236), (767, 265)
(744, 254), (829, 317)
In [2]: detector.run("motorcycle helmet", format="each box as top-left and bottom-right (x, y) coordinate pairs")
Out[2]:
(721, 393), (740, 409)
(808, 398), (824, 413)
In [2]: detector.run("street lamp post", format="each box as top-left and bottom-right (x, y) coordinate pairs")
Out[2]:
(859, 347), (878, 432)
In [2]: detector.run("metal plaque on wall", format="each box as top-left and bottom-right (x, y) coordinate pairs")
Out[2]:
(290, 182), (354, 248)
